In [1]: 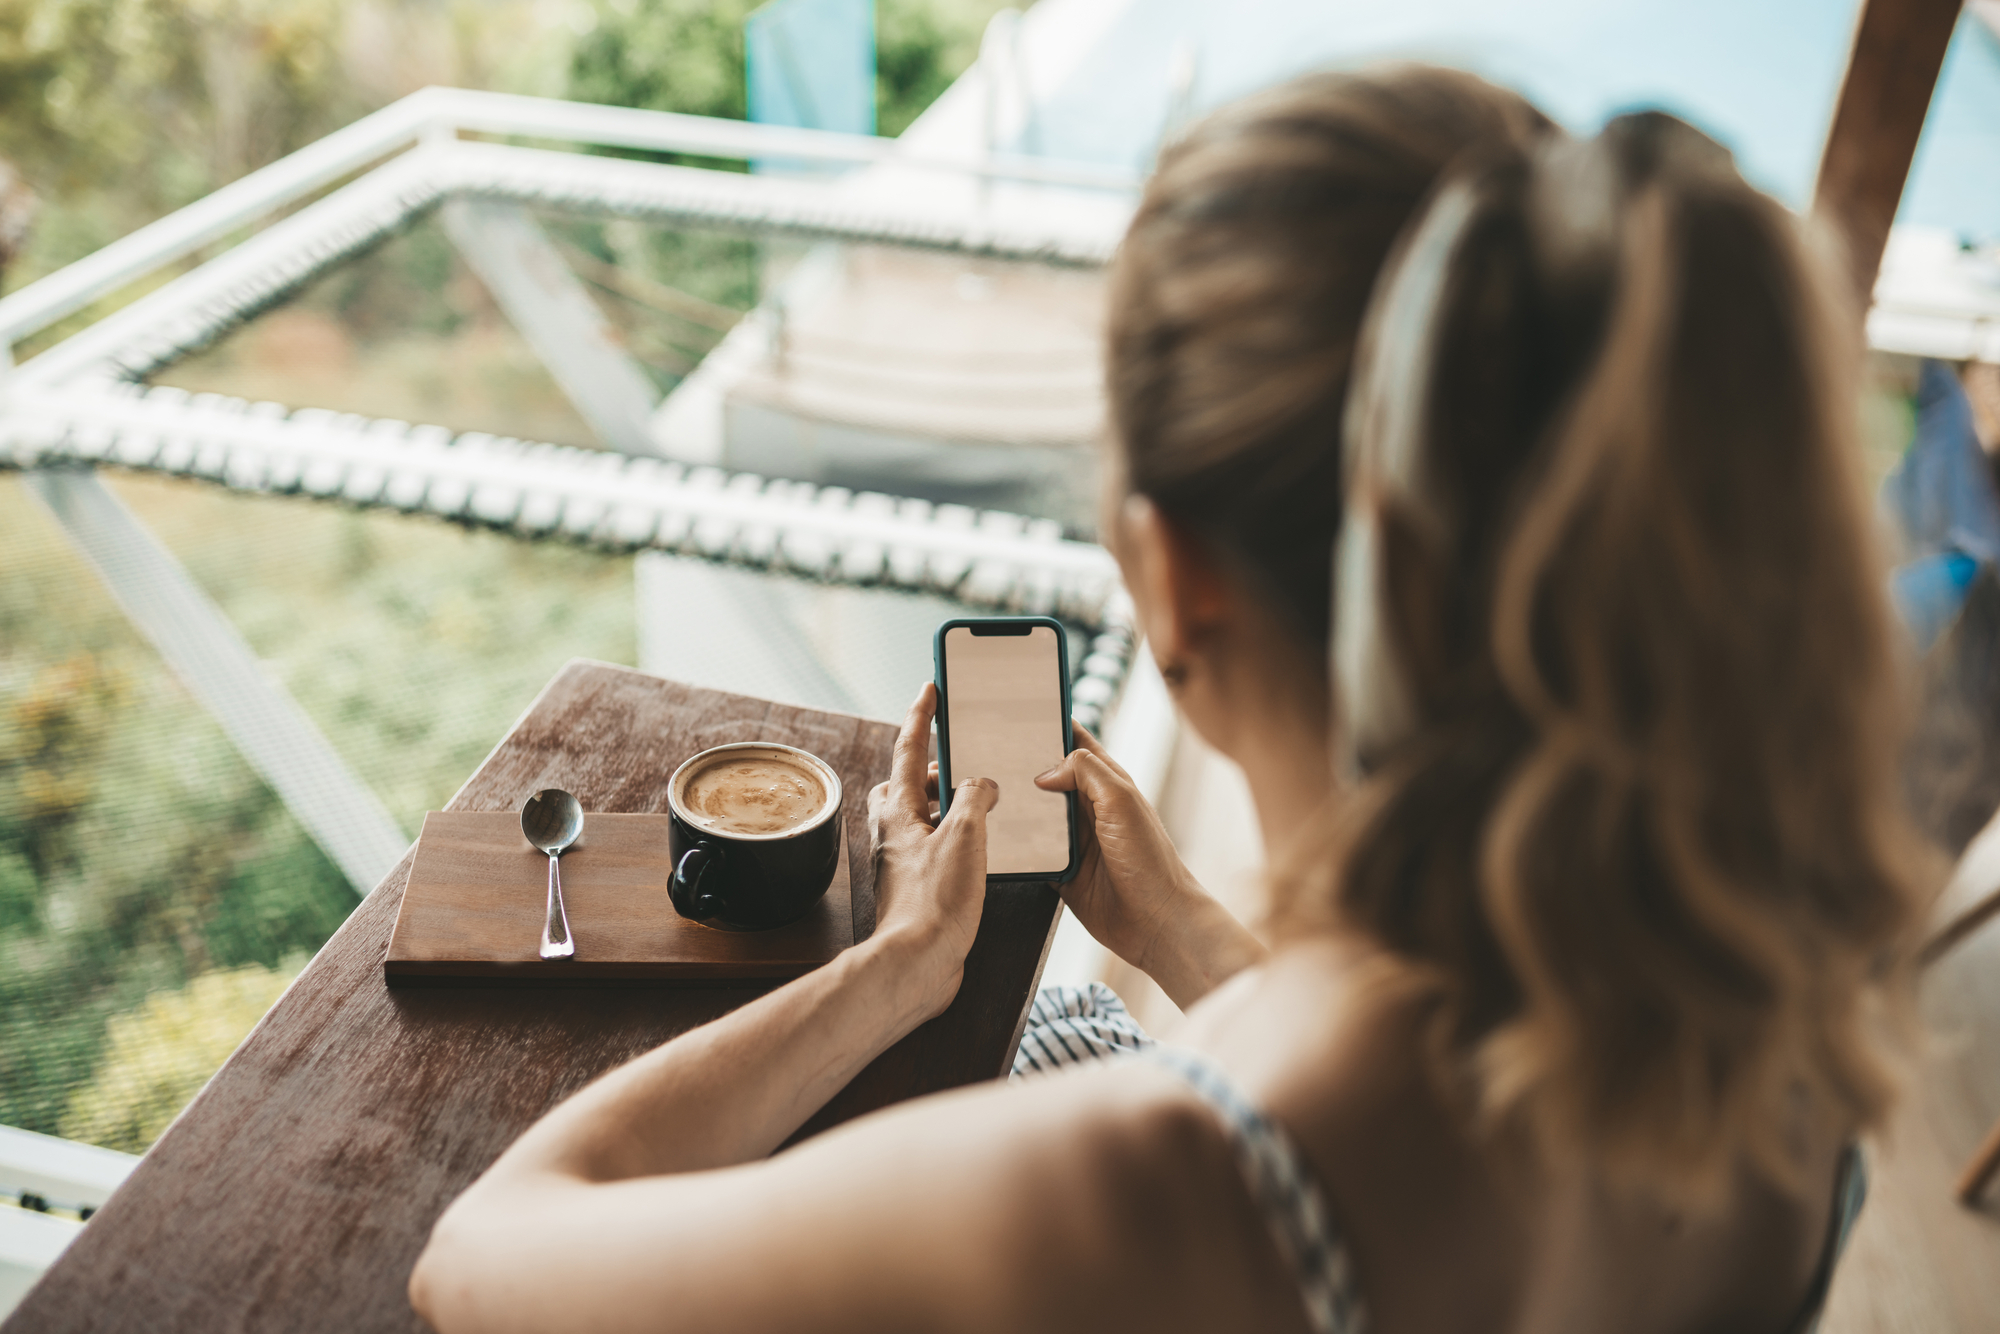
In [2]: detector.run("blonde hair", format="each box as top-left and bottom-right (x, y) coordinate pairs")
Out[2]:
(1327, 112), (1929, 1205)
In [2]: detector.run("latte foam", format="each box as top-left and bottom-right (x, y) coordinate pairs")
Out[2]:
(680, 755), (829, 836)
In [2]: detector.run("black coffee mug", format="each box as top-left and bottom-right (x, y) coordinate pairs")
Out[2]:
(667, 742), (843, 931)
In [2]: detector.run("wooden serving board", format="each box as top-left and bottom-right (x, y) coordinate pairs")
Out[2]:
(383, 810), (852, 985)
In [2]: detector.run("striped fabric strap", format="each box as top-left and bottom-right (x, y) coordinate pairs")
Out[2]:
(1146, 1046), (1366, 1334)
(1011, 983), (1157, 1077)
(1789, 1144), (1869, 1334)
(1005, 990), (1363, 1330)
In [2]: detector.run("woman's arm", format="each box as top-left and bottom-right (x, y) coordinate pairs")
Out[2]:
(1033, 726), (1267, 1008)
(410, 1053), (1300, 1334)
(409, 686), (997, 1321)
(408, 688), (1305, 1334)
(467, 686), (990, 1181)
(455, 912), (958, 1188)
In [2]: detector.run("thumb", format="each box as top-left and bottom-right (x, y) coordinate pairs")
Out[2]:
(1033, 751), (1085, 792)
(942, 776), (1000, 827)
(1035, 750), (1124, 808)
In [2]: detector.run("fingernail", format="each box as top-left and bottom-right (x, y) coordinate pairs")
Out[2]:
(1034, 766), (1061, 782)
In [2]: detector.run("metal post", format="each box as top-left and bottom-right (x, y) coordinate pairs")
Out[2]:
(441, 200), (664, 457)
(978, 10), (1026, 213)
(21, 469), (408, 896)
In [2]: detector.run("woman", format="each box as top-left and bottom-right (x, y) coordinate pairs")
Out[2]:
(410, 68), (1924, 1333)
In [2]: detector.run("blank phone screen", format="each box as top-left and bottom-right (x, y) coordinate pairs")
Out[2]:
(941, 624), (1070, 876)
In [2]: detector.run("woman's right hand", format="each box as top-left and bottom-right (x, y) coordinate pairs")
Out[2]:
(1031, 724), (1266, 1008)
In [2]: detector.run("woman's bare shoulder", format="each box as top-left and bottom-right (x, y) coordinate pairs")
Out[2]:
(746, 1058), (1312, 1334)
(424, 1055), (1309, 1334)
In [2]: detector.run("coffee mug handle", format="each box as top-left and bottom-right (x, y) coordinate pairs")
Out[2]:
(674, 843), (730, 921)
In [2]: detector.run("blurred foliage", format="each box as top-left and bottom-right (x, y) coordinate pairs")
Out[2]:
(0, 0), (1012, 291)
(0, 0), (571, 306)
(567, 0), (1013, 138)
(111, 473), (639, 833)
(0, 0), (1014, 342)
(0, 473), (634, 1145)
(0, 0), (361, 288)
(568, 0), (757, 124)
(60, 958), (302, 1153)
(877, 0), (1009, 137)
(0, 647), (349, 1137)
(559, 0), (1014, 326)
(0, 0), (352, 191)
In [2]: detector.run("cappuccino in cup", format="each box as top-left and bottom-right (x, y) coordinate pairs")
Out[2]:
(679, 753), (829, 837)
(667, 742), (845, 931)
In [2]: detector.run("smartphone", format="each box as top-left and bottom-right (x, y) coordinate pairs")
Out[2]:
(933, 616), (1080, 883)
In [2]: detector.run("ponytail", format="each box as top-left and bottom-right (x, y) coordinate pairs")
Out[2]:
(1319, 113), (1928, 1207)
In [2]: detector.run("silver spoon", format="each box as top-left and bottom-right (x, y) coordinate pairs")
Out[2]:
(521, 788), (582, 960)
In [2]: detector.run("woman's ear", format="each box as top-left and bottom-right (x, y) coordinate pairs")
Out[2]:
(1118, 494), (1232, 665)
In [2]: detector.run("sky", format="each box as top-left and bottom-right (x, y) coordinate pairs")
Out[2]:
(1017, 0), (2000, 239)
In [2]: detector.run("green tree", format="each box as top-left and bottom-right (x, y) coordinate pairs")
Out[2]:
(0, 643), (341, 1138)
(568, 0), (757, 123)
(567, 0), (1014, 139)
(0, 0), (370, 346)
(0, 0), (358, 219)
(559, 0), (1015, 323)
(878, 0), (1006, 137)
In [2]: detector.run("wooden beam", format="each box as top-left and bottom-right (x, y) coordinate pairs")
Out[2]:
(1812, 0), (1964, 304)
(1958, 1112), (2000, 1204)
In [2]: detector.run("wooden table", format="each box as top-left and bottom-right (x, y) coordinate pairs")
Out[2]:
(6, 662), (1061, 1333)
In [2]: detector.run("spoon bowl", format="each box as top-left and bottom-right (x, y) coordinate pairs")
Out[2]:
(521, 788), (583, 959)
(521, 788), (585, 856)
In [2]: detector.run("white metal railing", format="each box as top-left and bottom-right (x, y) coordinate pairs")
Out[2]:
(2, 383), (1122, 614)
(0, 1126), (138, 1215)
(0, 1125), (140, 1316)
(0, 89), (1136, 628)
(0, 86), (1140, 358)
(1869, 230), (2000, 363)
(1, 1208), (80, 1315)
(14, 139), (1126, 391)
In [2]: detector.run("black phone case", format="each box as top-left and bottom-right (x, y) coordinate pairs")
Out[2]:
(933, 615), (1080, 884)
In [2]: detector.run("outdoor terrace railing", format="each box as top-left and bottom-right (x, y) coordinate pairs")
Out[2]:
(0, 86), (1139, 364)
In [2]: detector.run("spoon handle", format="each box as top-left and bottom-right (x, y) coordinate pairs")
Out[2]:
(540, 851), (575, 960)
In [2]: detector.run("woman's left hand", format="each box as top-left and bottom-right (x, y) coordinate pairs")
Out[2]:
(867, 683), (997, 1021)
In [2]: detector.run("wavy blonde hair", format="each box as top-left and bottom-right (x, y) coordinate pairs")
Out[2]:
(1325, 112), (1930, 1205)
